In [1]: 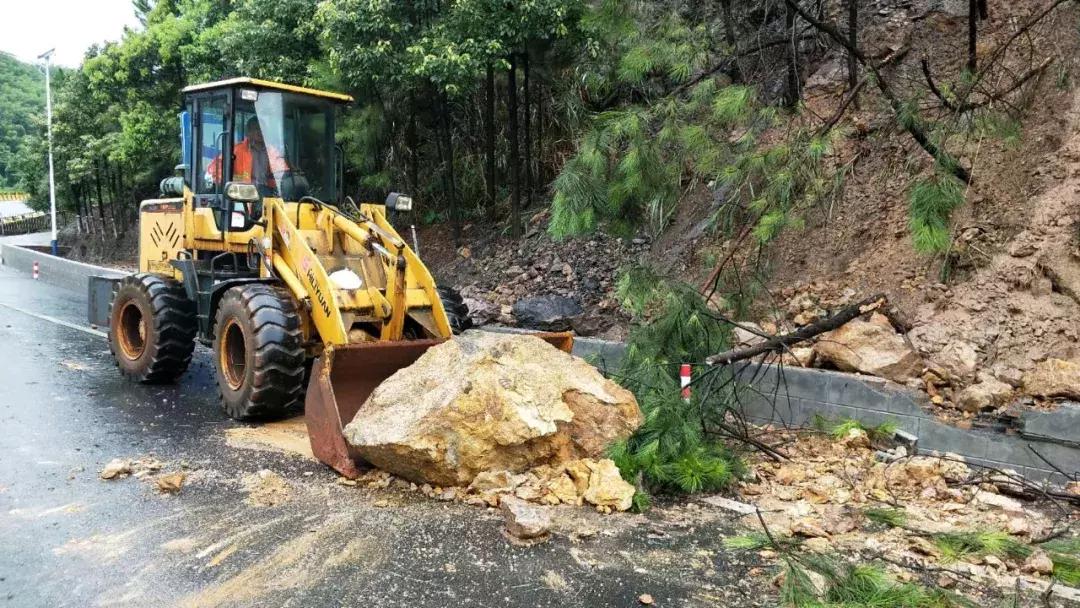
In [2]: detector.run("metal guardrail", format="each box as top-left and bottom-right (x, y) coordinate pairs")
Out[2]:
(0, 192), (29, 202)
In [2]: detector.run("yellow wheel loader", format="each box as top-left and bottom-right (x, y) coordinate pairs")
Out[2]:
(87, 78), (572, 478)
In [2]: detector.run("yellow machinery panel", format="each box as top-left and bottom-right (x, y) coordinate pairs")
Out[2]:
(138, 198), (185, 278)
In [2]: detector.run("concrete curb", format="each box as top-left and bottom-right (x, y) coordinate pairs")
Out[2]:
(733, 363), (1080, 484)
(0, 244), (124, 293)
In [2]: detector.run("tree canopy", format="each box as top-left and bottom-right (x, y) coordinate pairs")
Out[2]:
(0, 52), (44, 191)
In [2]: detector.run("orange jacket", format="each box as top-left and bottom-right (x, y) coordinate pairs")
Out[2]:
(208, 139), (289, 187)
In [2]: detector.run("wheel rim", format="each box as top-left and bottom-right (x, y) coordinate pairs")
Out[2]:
(117, 301), (147, 360)
(220, 319), (247, 391)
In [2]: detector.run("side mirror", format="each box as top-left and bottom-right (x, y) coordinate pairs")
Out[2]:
(226, 182), (260, 202)
(223, 181), (262, 231)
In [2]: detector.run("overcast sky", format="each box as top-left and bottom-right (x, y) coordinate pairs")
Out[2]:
(2, 0), (142, 67)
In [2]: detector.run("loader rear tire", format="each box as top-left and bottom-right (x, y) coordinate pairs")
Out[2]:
(213, 284), (305, 420)
(109, 273), (196, 384)
(437, 286), (472, 334)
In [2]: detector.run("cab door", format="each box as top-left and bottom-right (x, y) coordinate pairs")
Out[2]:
(192, 94), (231, 233)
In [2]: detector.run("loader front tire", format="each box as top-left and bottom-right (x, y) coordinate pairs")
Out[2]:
(109, 273), (196, 384)
(213, 284), (305, 420)
(437, 286), (472, 334)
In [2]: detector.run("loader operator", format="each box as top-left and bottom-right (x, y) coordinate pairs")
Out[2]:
(208, 117), (289, 196)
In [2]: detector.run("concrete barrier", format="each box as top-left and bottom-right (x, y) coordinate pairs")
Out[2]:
(0, 244), (124, 293)
(734, 363), (1080, 484)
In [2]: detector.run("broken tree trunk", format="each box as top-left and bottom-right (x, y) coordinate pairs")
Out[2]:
(707, 294), (886, 365)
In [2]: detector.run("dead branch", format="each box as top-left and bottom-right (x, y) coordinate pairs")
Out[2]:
(706, 293), (886, 365)
(699, 219), (757, 297)
(817, 78), (868, 137)
(923, 56), (1055, 112)
(816, 46), (910, 137)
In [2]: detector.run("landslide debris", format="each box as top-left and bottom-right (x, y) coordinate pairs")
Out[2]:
(240, 469), (291, 507)
(723, 428), (1079, 598)
(344, 331), (642, 488)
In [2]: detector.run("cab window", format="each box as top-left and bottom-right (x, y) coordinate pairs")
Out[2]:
(196, 97), (228, 194)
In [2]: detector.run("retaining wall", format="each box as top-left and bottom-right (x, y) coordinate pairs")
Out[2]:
(734, 364), (1080, 484)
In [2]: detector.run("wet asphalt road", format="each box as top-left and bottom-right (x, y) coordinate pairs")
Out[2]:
(0, 264), (768, 608)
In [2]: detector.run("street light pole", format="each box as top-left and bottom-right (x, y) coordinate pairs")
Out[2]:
(38, 48), (58, 256)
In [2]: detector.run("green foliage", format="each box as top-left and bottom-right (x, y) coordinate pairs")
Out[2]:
(723, 532), (772, 551)
(609, 266), (742, 496)
(552, 72), (842, 241)
(908, 171), (965, 255)
(630, 490), (651, 513)
(811, 414), (898, 442)
(974, 113), (1022, 149)
(863, 507), (908, 529)
(932, 530), (1032, 564)
(726, 520), (971, 607)
(1042, 537), (1080, 586)
(0, 53), (45, 190)
(820, 564), (962, 608)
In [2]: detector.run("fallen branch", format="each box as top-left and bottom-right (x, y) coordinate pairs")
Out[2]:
(707, 293), (886, 365)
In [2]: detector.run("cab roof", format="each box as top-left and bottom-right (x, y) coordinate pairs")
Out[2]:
(181, 78), (354, 103)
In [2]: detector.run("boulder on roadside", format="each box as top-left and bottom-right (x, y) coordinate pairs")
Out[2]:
(813, 313), (922, 383)
(344, 331), (642, 487)
(779, 345), (816, 367)
(99, 458), (133, 480)
(1022, 358), (1080, 400)
(501, 496), (553, 542)
(1022, 550), (1055, 575)
(580, 458), (636, 511)
(512, 296), (584, 331)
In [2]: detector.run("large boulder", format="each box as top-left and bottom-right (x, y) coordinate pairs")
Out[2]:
(813, 313), (922, 383)
(512, 296), (584, 331)
(1022, 358), (1080, 400)
(343, 331), (642, 487)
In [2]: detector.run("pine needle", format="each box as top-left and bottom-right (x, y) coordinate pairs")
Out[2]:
(863, 507), (908, 529)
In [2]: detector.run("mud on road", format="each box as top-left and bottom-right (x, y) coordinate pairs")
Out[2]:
(0, 266), (769, 608)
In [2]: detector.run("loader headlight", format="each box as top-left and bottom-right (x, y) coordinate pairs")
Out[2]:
(385, 192), (413, 212)
(225, 182), (260, 202)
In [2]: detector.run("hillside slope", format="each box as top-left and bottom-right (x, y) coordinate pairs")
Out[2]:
(758, 2), (1080, 393)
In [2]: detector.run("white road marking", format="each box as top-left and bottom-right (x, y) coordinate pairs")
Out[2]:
(0, 301), (107, 338)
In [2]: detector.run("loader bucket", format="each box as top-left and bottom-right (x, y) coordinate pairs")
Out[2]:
(305, 332), (575, 478)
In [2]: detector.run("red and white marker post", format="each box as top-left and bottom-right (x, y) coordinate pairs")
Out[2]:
(32, 261), (40, 280)
(680, 363), (692, 401)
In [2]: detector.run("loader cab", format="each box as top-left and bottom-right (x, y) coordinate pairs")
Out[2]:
(178, 78), (351, 232)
